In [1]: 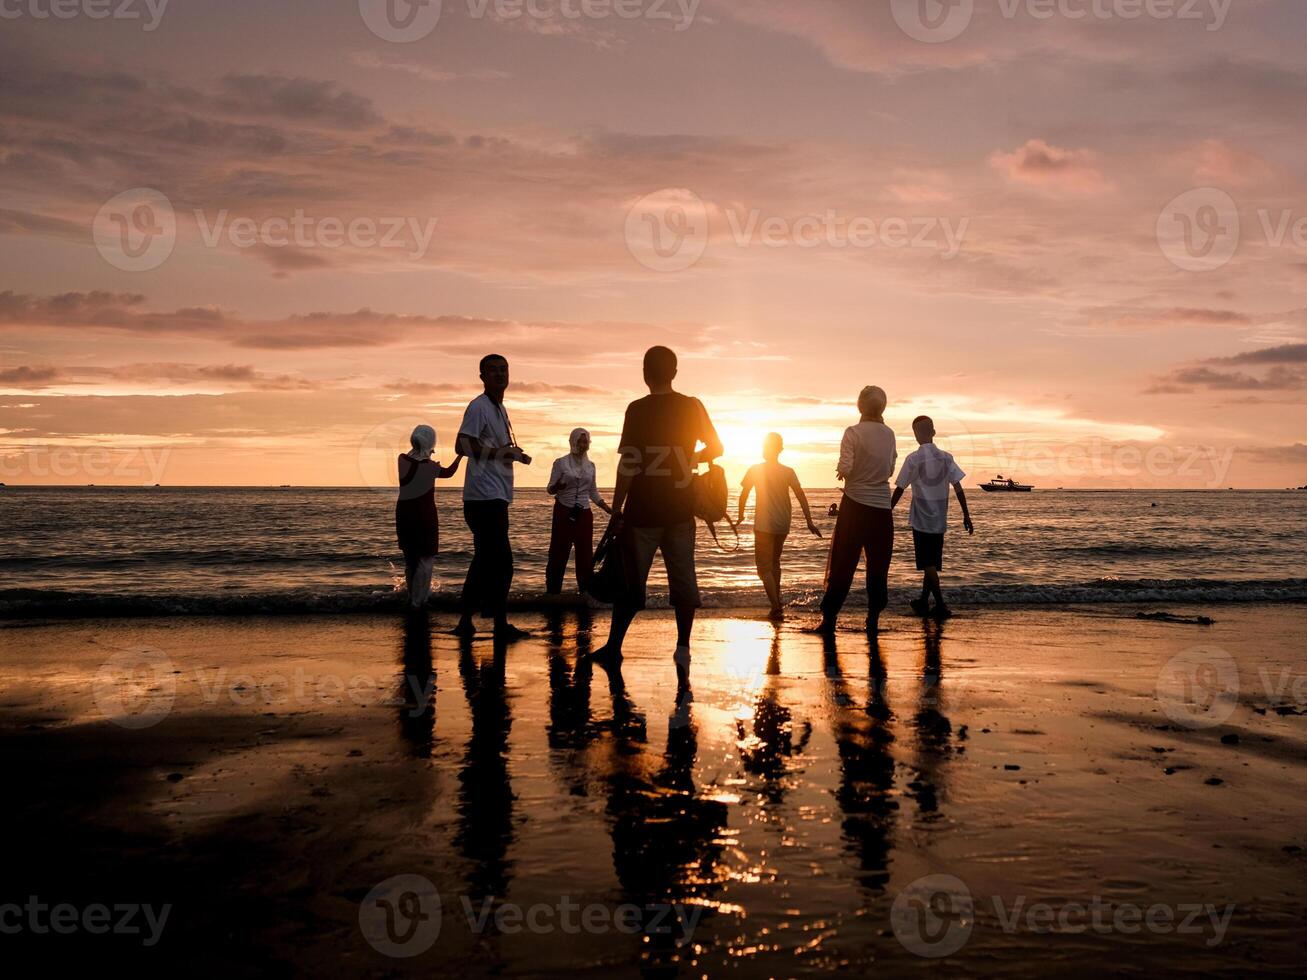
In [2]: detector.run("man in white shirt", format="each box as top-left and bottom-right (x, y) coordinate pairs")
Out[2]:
(809, 385), (897, 636)
(453, 353), (532, 640)
(891, 415), (974, 617)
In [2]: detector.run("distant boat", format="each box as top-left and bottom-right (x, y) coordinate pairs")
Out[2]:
(980, 475), (1034, 493)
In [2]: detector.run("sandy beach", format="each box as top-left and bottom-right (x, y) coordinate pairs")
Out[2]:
(2, 605), (1304, 975)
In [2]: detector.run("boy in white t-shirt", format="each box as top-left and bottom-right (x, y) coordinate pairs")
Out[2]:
(890, 416), (974, 617)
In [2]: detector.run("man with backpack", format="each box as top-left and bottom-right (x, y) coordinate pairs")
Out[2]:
(590, 346), (723, 696)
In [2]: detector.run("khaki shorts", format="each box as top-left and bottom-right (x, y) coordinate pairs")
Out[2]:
(624, 520), (701, 610)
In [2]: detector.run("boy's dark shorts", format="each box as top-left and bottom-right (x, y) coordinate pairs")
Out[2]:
(912, 529), (945, 571)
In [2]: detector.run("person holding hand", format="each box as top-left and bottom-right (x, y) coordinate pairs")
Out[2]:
(453, 353), (533, 640)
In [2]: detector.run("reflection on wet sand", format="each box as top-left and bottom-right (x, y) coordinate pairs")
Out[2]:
(398, 611), (437, 755)
(906, 618), (957, 819)
(823, 634), (898, 893)
(456, 635), (516, 903)
(596, 659), (728, 976)
(736, 631), (812, 808)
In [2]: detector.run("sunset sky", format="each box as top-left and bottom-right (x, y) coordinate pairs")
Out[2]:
(2, 0), (1305, 488)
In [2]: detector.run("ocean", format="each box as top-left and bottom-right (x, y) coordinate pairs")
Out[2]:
(2, 487), (1305, 617)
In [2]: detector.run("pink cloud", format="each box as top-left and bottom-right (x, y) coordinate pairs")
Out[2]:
(990, 139), (1113, 194)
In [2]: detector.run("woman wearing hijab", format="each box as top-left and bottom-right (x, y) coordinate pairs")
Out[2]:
(545, 428), (612, 595)
(396, 424), (462, 610)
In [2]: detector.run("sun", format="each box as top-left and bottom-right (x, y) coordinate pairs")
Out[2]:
(715, 423), (778, 469)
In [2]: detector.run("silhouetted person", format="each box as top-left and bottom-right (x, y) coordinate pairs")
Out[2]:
(454, 354), (532, 640)
(395, 424), (461, 610)
(890, 415), (974, 618)
(592, 346), (723, 695)
(737, 432), (822, 620)
(809, 386), (897, 636)
(546, 428), (612, 595)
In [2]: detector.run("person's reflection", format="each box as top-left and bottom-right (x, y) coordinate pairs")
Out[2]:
(736, 632), (811, 807)
(907, 618), (954, 819)
(822, 635), (897, 893)
(397, 610), (436, 754)
(597, 660), (725, 975)
(455, 635), (515, 903)
(547, 607), (596, 750)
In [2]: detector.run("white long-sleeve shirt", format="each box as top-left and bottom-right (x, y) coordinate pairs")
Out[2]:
(548, 455), (606, 510)
(838, 421), (897, 509)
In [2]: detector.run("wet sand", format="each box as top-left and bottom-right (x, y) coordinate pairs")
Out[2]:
(1, 606), (1304, 975)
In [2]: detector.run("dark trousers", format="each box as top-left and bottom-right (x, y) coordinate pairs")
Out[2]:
(460, 499), (513, 619)
(546, 502), (595, 594)
(820, 495), (894, 621)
